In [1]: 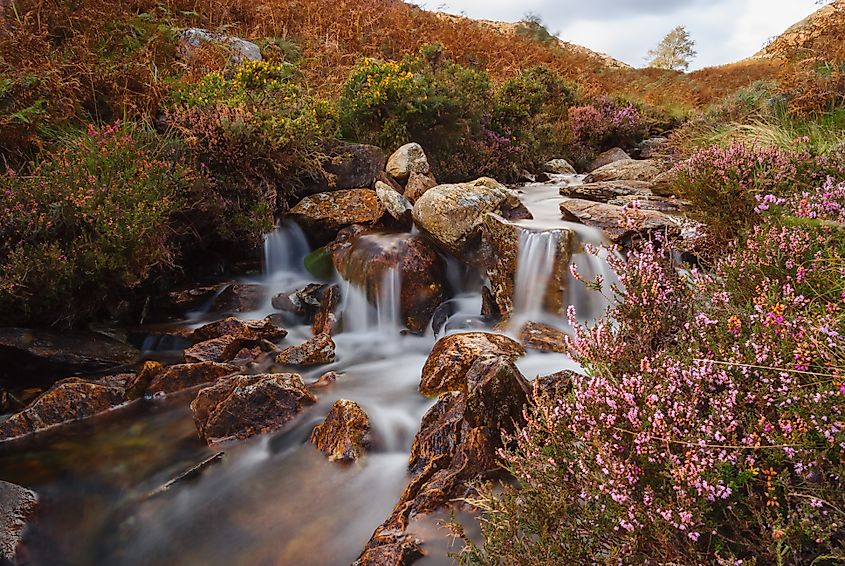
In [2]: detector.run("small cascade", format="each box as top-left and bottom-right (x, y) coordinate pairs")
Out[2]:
(262, 221), (310, 280)
(513, 230), (561, 318)
(337, 266), (403, 336)
(376, 267), (402, 331)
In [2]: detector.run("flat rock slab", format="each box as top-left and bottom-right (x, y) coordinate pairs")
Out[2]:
(560, 198), (682, 244)
(584, 159), (667, 183)
(0, 480), (38, 564)
(560, 180), (653, 203)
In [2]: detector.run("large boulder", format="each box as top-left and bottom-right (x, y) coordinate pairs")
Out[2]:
(332, 230), (450, 333)
(584, 159), (667, 183)
(560, 198), (683, 244)
(587, 147), (631, 172)
(480, 214), (574, 318)
(275, 333), (336, 367)
(386, 143), (430, 182)
(542, 158), (576, 175)
(419, 332), (525, 396)
(560, 180), (653, 203)
(411, 178), (530, 258)
(310, 399), (371, 462)
(179, 28), (262, 64)
(0, 380), (125, 441)
(297, 144), (387, 198)
(0, 480), (38, 565)
(190, 373), (316, 444)
(289, 189), (385, 243)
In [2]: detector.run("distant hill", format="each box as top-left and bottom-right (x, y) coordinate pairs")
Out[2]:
(754, 0), (845, 62)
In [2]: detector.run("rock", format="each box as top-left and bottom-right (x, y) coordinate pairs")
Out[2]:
(123, 360), (164, 400)
(542, 158), (576, 175)
(411, 177), (529, 258)
(297, 144), (387, 198)
(375, 181), (413, 228)
(607, 194), (688, 214)
(386, 143), (430, 182)
(534, 370), (577, 399)
(179, 28), (262, 64)
(403, 172), (438, 204)
(331, 231), (449, 333)
(146, 362), (237, 396)
(0, 480), (38, 564)
(584, 159), (667, 183)
(0, 328), (137, 379)
(310, 371), (340, 389)
(637, 137), (671, 159)
(463, 355), (532, 431)
(377, 171), (404, 194)
(209, 283), (265, 313)
(184, 335), (247, 363)
(480, 214), (574, 318)
(355, 539), (423, 566)
(312, 285), (340, 336)
(519, 322), (568, 353)
(588, 147), (631, 172)
(560, 180), (653, 203)
(191, 373), (316, 444)
(560, 198), (682, 244)
(289, 189), (385, 242)
(310, 399), (371, 462)
(275, 333), (336, 366)
(161, 285), (222, 314)
(304, 246), (335, 279)
(192, 316), (287, 342)
(419, 332), (525, 396)
(0, 380), (125, 441)
(651, 169), (678, 197)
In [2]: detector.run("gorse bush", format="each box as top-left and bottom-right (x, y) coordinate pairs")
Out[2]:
(459, 185), (845, 564)
(0, 123), (191, 326)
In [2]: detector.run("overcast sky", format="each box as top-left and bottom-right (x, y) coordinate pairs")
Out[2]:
(424, 0), (822, 69)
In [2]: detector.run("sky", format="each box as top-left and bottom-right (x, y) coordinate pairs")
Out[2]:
(424, 0), (823, 69)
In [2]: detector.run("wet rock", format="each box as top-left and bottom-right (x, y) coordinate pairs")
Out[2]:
(0, 328), (137, 379)
(588, 147), (631, 172)
(184, 335), (247, 364)
(312, 285), (340, 336)
(354, 538), (423, 566)
(146, 362), (237, 396)
(123, 360), (164, 400)
(584, 158), (667, 183)
(332, 231), (449, 334)
(309, 371), (340, 389)
(191, 373), (316, 444)
(560, 180), (653, 203)
(411, 177), (528, 258)
(480, 286), (501, 323)
(542, 158), (576, 175)
(192, 316), (287, 342)
(560, 197), (682, 244)
(210, 283), (265, 313)
(0, 480), (38, 564)
(387, 143), (430, 182)
(480, 214), (574, 318)
(403, 172), (438, 204)
(0, 380), (125, 441)
(376, 181), (413, 228)
(534, 370), (577, 399)
(304, 246), (335, 279)
(419, 332), (525, 396)
(179, 28), (262, 64)
(289, 189), (385, 242)
(297, 144), (387, 198)
(519, 322), (568, 353)
(377, 171), (404, 194)
(310, 399), (371, 462)
(463, 355), (532, 432)
(275, 333), (336, 367)
(161, 284), (222, 314)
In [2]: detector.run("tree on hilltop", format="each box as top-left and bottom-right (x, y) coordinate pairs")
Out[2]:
(646, 25), (697, 72)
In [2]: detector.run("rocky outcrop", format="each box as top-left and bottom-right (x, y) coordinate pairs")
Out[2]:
(403, 172), (438, 203)
(542, 158), (576, 175)
(534, 369), (577, 399)
(419, 332), (525, 396)
(519, 322), (568, 353)
(588, 147), (631, 172)
(584, 159), (667, 183)
(191, 373), (316, 444)
(411, 178), (530, 258)
(179, 28), (262, 63)
(297, 144), (387, 198)
(560, 198), (683, 244)
(310, 399), (371, 462)
(275, 333), (336, 366)
(289, 189), (385, 242)
(332, 230), (449, 334)
(375, 181), (413, 228)
(480, 214), (574, 318)
(0, 379), (126, 441)
(386, 143), (430, 182)
(560, 180), (653, 202)
(0, 480), (38, 565)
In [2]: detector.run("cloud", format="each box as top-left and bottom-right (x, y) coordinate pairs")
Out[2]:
(428, 0), (821, 69)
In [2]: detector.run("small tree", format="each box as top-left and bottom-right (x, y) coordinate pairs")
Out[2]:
(646, 26), (697, 72)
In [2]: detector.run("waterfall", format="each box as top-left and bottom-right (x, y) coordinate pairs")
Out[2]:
(376, 267), (401, 331)
(513, 230), (561, 318)
(337, 266), (402, 335)
(263, 221), (310, 280)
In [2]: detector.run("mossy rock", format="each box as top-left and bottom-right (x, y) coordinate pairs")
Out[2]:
(304, 246), (335, 279)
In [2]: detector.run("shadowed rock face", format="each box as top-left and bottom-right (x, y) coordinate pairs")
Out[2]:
(0, 480), (38, 565)
(419, 332), (525, 397)
(310, 399), (371, 462)
(295, 144), (387, 198)
(191, 373), (316, 444)
(332, 230), (449, 334)
(191, 316), (287, 342)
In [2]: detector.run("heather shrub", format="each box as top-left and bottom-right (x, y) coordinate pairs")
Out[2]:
(568, 97), (647, 156)
(459, 190), (845, 563)
(0, 123), (192, 326)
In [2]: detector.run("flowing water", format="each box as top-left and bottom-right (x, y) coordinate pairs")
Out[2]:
(0, 174), (607, 565)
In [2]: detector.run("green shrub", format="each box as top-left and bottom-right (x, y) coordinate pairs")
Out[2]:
(0, 123), (192, 326)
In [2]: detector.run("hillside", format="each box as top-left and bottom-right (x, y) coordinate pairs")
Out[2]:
(755, 0), (845, 61)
